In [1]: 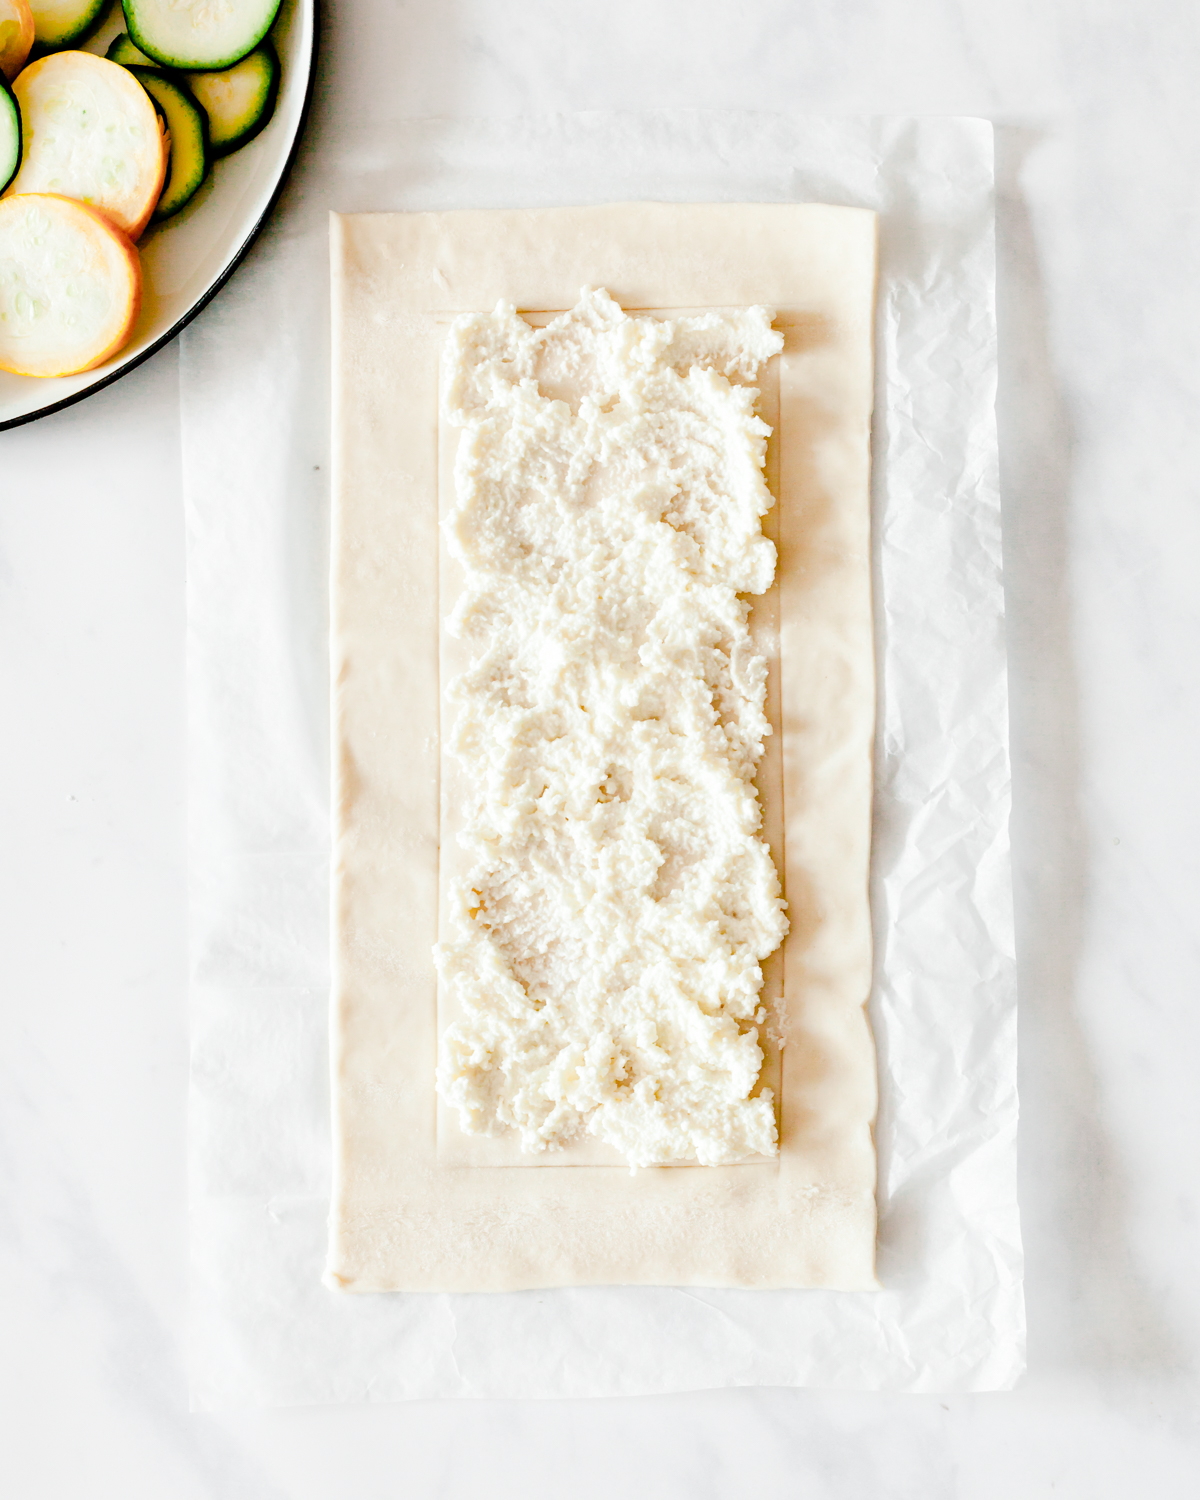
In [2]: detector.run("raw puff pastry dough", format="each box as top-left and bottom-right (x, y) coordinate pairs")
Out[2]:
(328, 203), (879, 1291)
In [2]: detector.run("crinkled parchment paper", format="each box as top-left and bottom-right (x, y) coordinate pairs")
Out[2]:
(181, 112), (1023, 1406)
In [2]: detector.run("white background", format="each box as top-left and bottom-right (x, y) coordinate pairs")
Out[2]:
(3, 1), (1198, 1495)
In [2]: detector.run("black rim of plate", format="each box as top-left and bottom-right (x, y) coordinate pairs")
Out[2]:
(0, 1), (321, 432)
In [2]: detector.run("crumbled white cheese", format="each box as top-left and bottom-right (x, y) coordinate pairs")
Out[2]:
(434, 288), (788, 1170)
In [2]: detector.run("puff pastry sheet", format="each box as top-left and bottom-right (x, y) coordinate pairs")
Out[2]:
(328, 204), (879, 1292)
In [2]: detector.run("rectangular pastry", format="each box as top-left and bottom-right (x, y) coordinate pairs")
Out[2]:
(327, 203), (878, 1291)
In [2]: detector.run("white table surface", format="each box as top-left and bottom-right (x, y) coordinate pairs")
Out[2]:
(4, 2), (1199, 1495)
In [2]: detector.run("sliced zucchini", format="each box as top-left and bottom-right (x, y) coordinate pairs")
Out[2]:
(27, 0), (111, 51)
(0, 192), (141, 377)
(0, 0), (35, 82)
(0, 72), (18, 193)
(4, 51), (167, 241)
(185, 39), (277, 158)
(104, 29), (152, 67)
(128, 64), (208, 221)
(122, 0), (280, 71)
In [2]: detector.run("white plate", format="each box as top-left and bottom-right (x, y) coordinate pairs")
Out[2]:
(0, 0), (317, 430)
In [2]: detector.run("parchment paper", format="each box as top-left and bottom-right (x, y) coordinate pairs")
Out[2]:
(182, 112), (1022, 1405)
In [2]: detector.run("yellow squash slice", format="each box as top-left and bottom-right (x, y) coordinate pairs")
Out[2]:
(3, 51), (167, 239)
(0, 0), (33, 83)
(0, 192), (142, 376)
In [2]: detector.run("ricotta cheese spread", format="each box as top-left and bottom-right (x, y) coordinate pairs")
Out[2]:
(435, 288), (789, 1169)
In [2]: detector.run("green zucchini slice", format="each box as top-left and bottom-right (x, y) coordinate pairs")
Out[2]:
(0, 72), (19, 194)
(28, 0), (112, 51)
(105, 29), (153, 67)
(129, 64), (208, 221)
(185, 39), (278, 157)
(122, 0), (280, 71)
